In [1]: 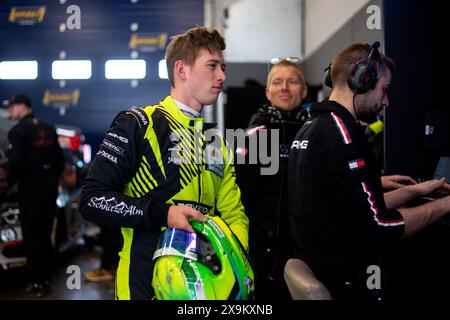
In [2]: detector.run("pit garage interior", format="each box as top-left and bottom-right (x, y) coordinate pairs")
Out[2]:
(0, 0), (448, 301)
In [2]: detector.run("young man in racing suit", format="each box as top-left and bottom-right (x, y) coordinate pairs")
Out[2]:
(79, 27), (248, 300)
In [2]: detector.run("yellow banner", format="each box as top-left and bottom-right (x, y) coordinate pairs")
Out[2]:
(43, 89), (80, 107)
(129, 33), (168, 51)
(9, 6), (46, 24)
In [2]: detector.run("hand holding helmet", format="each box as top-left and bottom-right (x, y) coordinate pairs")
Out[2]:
(152, 215), (255, 300)
(167, 204), (207, 233)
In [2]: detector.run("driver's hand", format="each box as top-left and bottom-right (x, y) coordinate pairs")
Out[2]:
(167, 205), (207, 233)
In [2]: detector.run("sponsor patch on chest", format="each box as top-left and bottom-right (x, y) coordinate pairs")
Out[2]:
(205, 144), (224, 178)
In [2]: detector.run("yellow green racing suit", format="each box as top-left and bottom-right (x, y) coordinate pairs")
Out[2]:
(79, 96), (248, 300)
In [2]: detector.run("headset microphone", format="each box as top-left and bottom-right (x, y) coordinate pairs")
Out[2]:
(370, 41), (380, 59)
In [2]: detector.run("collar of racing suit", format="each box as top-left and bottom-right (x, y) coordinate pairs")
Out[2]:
(160, 96), (204, 131)
(173, 99), (201, 118)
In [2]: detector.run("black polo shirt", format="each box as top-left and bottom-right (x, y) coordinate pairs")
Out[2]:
(288, 100), (404, 288)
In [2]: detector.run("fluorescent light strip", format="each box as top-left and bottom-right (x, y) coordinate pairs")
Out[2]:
(0, 61), (38, 80)
(52, 60), (92, 79)
(105, 59), (146, 79)
(159, 59), (168, 79)
(83, 144), (92, 164)
(56, 127), (77, 137)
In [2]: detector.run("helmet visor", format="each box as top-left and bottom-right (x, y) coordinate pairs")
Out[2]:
(153, 228), (199, 261)
(153, 228), (221, 274)
(153, 228), (214, 261)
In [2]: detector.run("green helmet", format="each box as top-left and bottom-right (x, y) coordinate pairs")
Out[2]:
(152, 215), (254, 300)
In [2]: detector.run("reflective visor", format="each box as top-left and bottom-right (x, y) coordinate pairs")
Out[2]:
(153, 228), (201, 261)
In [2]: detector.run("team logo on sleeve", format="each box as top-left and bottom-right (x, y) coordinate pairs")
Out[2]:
(102, 139), (125, 156)
(348, 159), (365, 171)
(107, 132), (129, 144)
(127, 108), (149, 127)
(97, 150), (118, 164)
(88, 197), (143, 216)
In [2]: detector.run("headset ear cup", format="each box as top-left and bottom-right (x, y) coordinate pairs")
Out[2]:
(324, 68), (333, 88)
(364, 63), (379, 92)
(348, 62), (367, 93)
(348, 62), (378, 94)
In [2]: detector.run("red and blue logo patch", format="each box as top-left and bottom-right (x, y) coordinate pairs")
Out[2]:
(348, 159), (365, 171)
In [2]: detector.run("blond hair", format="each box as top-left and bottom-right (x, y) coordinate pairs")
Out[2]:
(267, 60), (306, 87)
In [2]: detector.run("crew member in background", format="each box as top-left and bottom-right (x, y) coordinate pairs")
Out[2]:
(5, 93), (65, 297)
(236, 59), (308, 300)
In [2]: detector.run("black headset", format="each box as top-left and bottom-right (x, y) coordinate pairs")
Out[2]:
(324, 41), (381, 94)
(324, 63), (333, 89)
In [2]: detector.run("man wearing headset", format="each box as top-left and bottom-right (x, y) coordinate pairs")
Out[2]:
(289, 43), (450, 299)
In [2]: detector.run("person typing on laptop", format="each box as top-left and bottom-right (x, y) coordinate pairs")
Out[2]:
(289, 42), (450, 300)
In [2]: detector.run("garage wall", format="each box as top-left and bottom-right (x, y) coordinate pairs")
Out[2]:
(0, 0), (203, 152)
(304, 0), (370, 59)
(222, 0), (302, 63)
(302, 0), (383, 86)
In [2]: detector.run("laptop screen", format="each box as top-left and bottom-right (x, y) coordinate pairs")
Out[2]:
(433, 156), (450, 181)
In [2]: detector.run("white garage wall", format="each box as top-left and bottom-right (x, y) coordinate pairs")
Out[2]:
(304, 0), (370, 58)
(221, 0), (302, 63)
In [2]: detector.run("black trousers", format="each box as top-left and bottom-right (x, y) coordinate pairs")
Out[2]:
(19, 195), (56, 284)
(249, 231), (292, 300)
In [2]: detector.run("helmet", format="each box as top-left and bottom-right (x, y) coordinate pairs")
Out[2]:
(152, 215), (254, 300)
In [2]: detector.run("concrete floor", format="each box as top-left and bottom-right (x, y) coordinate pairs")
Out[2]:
(0, 243), (114, 300)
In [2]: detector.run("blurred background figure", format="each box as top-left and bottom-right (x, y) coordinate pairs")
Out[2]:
(4, 94), (65, 297)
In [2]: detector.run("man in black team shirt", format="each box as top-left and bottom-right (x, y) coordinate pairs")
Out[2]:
(289, 43), (450, 300)
(236, 59), (308, 300)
